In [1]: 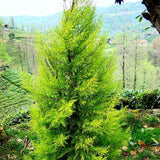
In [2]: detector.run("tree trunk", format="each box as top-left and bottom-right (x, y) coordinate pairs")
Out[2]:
(143, 70), (146, 90)
(133, 40), (138, 90)
(25, 39), (30, 72)
(122, 34), (126, 89)
(142, 0), (160, 34)
(115, 0), (160, 34)
(18, 44), (23, 71)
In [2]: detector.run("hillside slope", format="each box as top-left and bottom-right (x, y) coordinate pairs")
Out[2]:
(0, 69), (31, 121)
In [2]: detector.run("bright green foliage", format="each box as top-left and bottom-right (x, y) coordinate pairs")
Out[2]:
(22, 0), (129, 159)
(0, 69), (31, 122)
(0, 42), (11, 66)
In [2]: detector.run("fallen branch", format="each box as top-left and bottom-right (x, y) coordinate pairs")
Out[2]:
(20, 136), (30, 154)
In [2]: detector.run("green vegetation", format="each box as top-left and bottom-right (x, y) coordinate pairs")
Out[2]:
(120, 110), (160, 160)
(113, 33), (159, 91)
(8, 32), (15, 40)
(0, 69), (31, 122)
(0, 28), (36, 72)
(0, 42), (11, 66)
(0, 113), (36, 160)
(0, 69), (33, 160)
(22, 1), (130, 159)
(116, 89), (160, 109)
(0, 0), (159, 160)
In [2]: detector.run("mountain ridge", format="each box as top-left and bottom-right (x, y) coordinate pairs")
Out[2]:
(0, 1), (158, 36)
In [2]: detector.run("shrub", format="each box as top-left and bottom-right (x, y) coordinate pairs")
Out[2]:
(136, 90), (160, 109)
(8, 32), (15, 40)
(116, 89), (160, 109)
(143, 115), (159, 127)
(2, 109), (30, 128)
(125, 113), (143, 131)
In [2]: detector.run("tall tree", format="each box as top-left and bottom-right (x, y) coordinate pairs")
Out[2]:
(122, 34), (126, 89)
(10, 17), (15, 29)
(0, 18), (4, 40)
(137, 60), (159, 90)
(114, 33), (131, 89)
(133, 37), (138, 91)
(0, 18), (3, 27)
(0, 42), (11, 67)
(151, 36), (160, 67)
(115, 33), (159, 91)
(22, 0), (129, 159)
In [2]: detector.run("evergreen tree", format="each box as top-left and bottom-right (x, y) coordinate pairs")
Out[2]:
(0, 18), (4, 40)
(22, 0), (129, 159)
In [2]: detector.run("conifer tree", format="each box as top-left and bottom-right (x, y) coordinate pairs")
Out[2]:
(22, 0), (129, 159)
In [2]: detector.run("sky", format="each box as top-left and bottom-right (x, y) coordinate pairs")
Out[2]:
(0, 0), (140, 17)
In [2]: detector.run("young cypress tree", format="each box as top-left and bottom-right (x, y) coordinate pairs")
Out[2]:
(22, 0), (129, 159)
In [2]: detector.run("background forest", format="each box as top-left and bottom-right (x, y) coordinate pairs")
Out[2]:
(0, 1), (160, 160)
(0, 1), (159, 90)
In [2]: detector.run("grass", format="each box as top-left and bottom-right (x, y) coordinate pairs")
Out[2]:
(120, 109), (160, 160)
